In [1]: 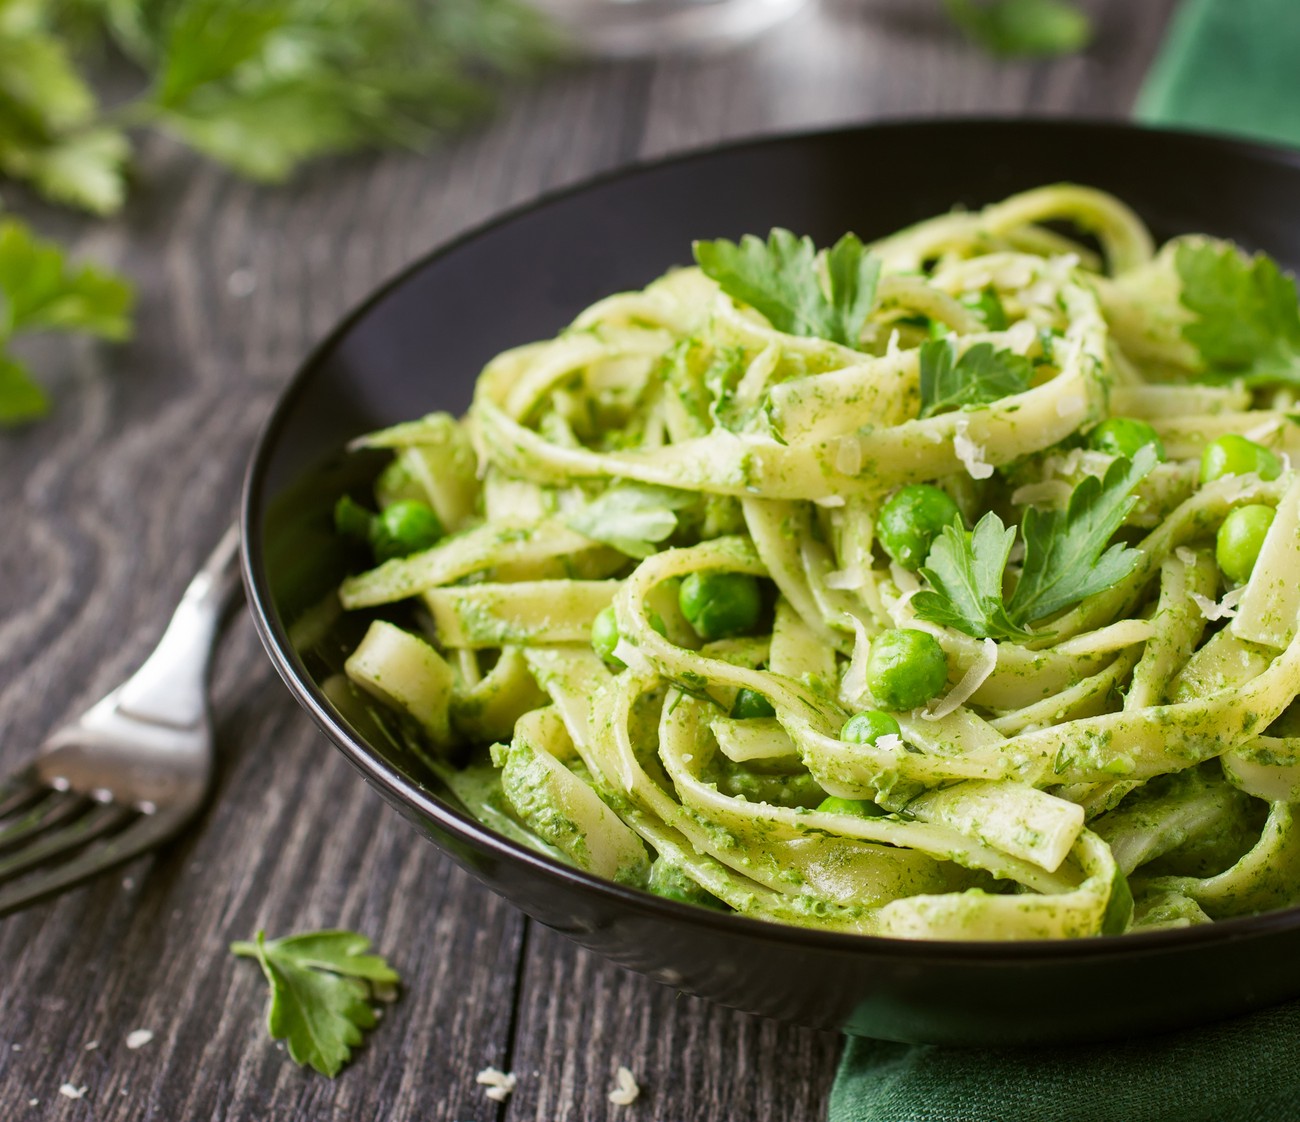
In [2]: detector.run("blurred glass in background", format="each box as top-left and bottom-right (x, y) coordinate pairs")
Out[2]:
(530, 0), (814, 56)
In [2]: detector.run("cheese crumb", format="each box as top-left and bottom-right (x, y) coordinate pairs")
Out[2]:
(1019, 280), (1055, 307)
(953, 419), (994, 480)
(610, 637), (654, 675)
(874, 733), (905, 753)
(227, 268), (257, 298)
(924, 637), (997, 720)
(1190, 586), (1245, 621)
(609, 1065), (640, 1106)
(1245, 416), (1283, 444)
(824, 568), (864, 591)
(477, 1067), (517, 1103)
(125, 1029), (154, 1050)
(1055, 332), (1084, 374)
(1004, 319), (1037, 354)
(84, 1041), (99, 1051)
(1175, 546), (1199, 566)
(839, 617), (873, 707)
(58, 1085), (86, 1100)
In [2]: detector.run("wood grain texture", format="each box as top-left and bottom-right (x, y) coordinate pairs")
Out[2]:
(0, 1), (1175, 1117)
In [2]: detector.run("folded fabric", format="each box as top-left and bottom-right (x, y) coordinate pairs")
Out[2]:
(831, 3), (1300, 1118)
(831, 999), (1300, 1122)
(1136, 0), (1300, 148)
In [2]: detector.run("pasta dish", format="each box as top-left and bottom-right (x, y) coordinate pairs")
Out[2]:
(324, 186), (1300, 940)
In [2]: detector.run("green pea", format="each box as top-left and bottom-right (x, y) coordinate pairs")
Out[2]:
(816, 796), (881, 817)
(1216, 504), (1275, 584)
(731, 688), (776, 719)
(866, 628), (949, 711)
(840, 709), (902, 745)
(1088, 417), (1166, 462)
(678, 571), (763, 640)
(370, 500), (444, 562)
(591, 605), (623, 668)
(877, 485), (963, 571)
(1199, 434), (1282, 485)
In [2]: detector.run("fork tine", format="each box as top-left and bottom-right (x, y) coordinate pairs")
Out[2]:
(0, 803), (136, 886)
(0, 791), (90, 853)
(0, 769), (45, 819)
(0, 808), (186, 918)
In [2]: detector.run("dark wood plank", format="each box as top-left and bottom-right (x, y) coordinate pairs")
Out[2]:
(504, 924), (842, 1122)
(0, 1), (1178, 1118)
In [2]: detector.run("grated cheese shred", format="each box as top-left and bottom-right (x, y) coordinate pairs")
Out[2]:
(923, 638), (997, 720)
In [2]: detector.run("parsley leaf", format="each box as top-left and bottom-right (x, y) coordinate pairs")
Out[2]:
(918, 337), (1032, 418)
(912, 447), (1156, 639)
(943, 0), (1092, 57)
(232, 929), (400, 1078)
(0, 219), (133, 337)
(962, 286), (1008, 330)
(913, 513), (1031, 641)
(1176, 241), (1300, 386)
(0, 216), (134, 424)
(0, 20), (129, 214)
(1007, 445), (1158, 623)
(825, 232), (881, 347)
(0, 354), (48, 425)
(692, 229), (880, 348)
(566, 483), (694, 558)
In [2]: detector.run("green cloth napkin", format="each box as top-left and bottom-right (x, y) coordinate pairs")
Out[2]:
(830, 1001), (1300, 1121)
(830, 3), (1300, 1118)
(1136, 0), (1300, 147)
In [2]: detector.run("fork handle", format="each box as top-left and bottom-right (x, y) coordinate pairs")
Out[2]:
(114, 525), (244, 729)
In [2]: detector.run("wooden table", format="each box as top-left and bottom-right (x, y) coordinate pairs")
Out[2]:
(0, 1), (1176, 1116)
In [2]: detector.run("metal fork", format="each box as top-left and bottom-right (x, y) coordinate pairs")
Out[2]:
(0, 527), (243, 916)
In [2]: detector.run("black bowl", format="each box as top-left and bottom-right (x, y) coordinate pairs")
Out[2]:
(242, 119), (1300, 1046)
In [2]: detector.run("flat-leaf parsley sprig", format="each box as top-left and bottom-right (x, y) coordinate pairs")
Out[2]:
(693, 229), (881, 349)
(912, 445), (1158, 640)
(232, 929), (400, 1077)
(1176, 241), (1300, 387)
(0, 215), (133, 425)
(565, 483), (696, 559)
(0, 0), (557, 214)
